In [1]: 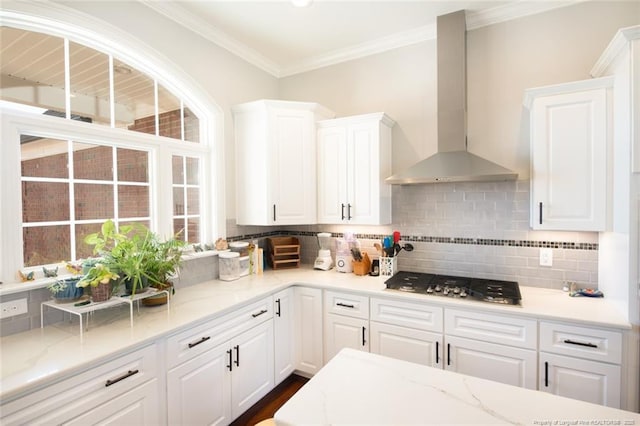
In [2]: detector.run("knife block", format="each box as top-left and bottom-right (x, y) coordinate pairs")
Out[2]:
(352, 253), (371, 276)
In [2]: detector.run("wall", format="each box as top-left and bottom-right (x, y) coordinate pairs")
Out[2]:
(269, 1), (639, 289)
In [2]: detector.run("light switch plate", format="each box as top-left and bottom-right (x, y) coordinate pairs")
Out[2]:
(539, 248), (553, 267)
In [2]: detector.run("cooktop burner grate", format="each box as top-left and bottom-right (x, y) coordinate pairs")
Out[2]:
(384, 271), (521, 305)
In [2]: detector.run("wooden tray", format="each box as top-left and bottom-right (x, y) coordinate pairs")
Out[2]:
(267, 237), (300, 269)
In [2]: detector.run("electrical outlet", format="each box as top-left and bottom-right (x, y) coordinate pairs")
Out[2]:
(539, 248), (553, 267)
(0, 298), (28, 319)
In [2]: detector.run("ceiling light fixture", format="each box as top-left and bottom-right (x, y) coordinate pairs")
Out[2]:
(291, 0), (313, 7)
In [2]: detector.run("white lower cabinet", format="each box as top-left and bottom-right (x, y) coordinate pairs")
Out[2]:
(0, 344), (159, 426)
(369, 297), (443, 367)
(166, 296), (274, 424)
(294, 286), (324, 375)
(369, 321), (441, 367)
(444, 335), (537, 389)
(324, 313), (369, 362)
(323, 291), (370, 363)
(539, 321), (622, 408)
(274, 288), (295, 385)
(167, 342), (231, 425)
(444, 308), (538, 390)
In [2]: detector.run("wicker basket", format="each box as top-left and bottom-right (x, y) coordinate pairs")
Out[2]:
(267, 237), (300, 269)
(91, 281), (111, 302)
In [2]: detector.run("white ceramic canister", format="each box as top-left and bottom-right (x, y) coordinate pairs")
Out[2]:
(239, 255), (250, 277)
(219, 251), (240, 281)
(229, 241), (250, 257)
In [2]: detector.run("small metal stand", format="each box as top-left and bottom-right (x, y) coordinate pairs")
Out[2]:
(41, 288), (170, 340)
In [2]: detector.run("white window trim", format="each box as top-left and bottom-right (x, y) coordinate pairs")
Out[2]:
(0, 4), (226, 284)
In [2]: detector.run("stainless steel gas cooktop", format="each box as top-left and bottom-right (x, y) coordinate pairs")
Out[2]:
(384, 271), (522, 306)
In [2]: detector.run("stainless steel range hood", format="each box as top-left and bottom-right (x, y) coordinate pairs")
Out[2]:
(386, 10), (517, 184)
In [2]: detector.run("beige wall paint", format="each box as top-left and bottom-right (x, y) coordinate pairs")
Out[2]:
(280, 1), (640, 180)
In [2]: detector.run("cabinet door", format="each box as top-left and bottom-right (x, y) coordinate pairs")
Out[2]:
(231, 320), (275, 419)
(370, 321), (442, 367)
(167, 344), (232, 426)
(64, 380), (160, 426)
(530, 87), (608, 231)
(317, 126), (349, 223)
(294, 287), (323, 375)
(324, 313), (369, 363)
(348, 121), (379, 224)
(274, 288), (295, 385)
(270, 107), (317, 224)
(540, 352), (621, 408)
(445, 335), (537, 390)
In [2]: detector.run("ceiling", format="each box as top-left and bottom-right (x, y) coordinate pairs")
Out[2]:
(141, 0), (584, 77)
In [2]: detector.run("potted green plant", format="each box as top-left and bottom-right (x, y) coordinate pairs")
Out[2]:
(76, 262), (120, 302)
(141, 233), (186, 305)
(83, 219), (185, 300)
(48, 277), (84, 303)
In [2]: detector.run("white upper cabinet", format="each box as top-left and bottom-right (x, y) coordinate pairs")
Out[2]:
(524, 77), (613, 231)
(233, 100), (334, 225)
(317, 113), (394, 225)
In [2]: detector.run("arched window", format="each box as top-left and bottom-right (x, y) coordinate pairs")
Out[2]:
(0, 11), (224, 283)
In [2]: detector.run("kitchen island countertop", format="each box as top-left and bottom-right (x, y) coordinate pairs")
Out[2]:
(275, 348), (640, 425)
(0, 266), (631, 402)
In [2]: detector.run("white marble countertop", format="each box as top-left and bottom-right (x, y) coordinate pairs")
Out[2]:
(275, 348), (640, 425)
(0, 267), (631, 402)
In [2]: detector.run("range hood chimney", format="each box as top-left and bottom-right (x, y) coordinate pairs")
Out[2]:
(386, 10), (517, 184)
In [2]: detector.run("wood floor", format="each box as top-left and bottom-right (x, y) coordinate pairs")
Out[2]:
(230, 374), (309, 426)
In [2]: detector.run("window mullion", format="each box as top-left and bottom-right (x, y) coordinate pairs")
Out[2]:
(67, 139), (77, 261)
(112, 146), (119, 226)
(64, 38), (71, 120)
(109, 55), (115, 128)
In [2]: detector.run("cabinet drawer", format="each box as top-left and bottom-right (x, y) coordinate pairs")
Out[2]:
(167, 296), (273, 369)
(324, 291), (369, 319)
(539, 322), (622, 364)
(1, 344), (157, 425)
(370, 297), (443, 333)
(444, 309), (537, 349)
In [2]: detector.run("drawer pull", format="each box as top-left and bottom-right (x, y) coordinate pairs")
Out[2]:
(362, 326), (366, 346)
(105, 369), (139, 387)
(276, 299), (281, 317)
(563, 339), (598, 348)
(447, 343), (451, 366)
(188, 336), (211, 348)
(336, 302), (355, 309)
(252, 309), (268, 318)
(436, 341), (440, 365)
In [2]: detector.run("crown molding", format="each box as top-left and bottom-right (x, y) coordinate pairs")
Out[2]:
(140, 0), (281, 77)
(146, 0), (588, 78)
(591, 25), (640, 77)
(280, 24), (436, 77)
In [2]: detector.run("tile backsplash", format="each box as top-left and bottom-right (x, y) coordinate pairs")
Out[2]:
(233, 180), (599, 290)
(0, 180), (598, 338)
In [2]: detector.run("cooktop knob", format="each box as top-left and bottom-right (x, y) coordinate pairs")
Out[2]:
(443, 287), (450, 295)
(426, 286), (434, 294)
(453, 287), (461, 294)
(459, 290), (468, 297)
(434, 285), (442, 292)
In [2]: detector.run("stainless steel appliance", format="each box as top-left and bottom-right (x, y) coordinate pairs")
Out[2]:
(384, 271), (522, 306)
